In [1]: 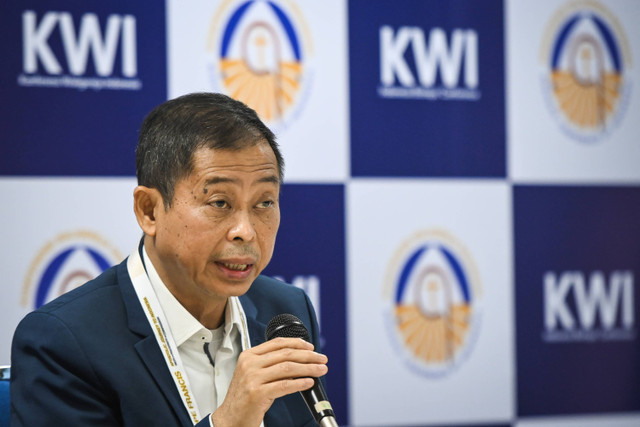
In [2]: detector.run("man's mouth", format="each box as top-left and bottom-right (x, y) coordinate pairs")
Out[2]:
(220, 262), (250, 271)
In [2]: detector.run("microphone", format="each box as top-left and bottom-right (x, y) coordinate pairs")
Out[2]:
(265, 314), (338, 427)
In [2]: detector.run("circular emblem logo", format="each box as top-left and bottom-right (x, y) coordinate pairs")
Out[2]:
(206, 0), (313, 129)
(384, 230), (482, 377)
(540, 1), (632, 142)
(22, 231), (123, 309)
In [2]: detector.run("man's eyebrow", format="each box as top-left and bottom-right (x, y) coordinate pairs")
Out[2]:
(203, 175), (280, 187)
(258, 175), (280, 185)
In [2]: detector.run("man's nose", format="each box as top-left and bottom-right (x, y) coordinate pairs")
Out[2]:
(227, 210), (257, 242)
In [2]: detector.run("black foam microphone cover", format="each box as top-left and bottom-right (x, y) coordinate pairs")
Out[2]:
(265, 313), (311, 341)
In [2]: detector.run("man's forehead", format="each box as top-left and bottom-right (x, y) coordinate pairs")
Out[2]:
(189, 145), (279, 183)
(193, 145), (277, 167)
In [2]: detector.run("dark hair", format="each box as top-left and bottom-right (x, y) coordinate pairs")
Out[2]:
(136, 92), (284, 207)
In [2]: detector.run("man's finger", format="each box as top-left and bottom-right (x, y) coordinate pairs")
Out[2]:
(263, 376), (317, 400)
(249, 337), (314, 355)
(260, 359), (328, 384)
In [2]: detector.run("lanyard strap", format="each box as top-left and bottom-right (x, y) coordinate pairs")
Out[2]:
(127, 248), (202, 425)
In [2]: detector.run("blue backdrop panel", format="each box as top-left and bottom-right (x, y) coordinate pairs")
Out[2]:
(262, 183), (347, 425)
(514, 185), (640, 416)
(349, 0), (505, 177)
(0, 0), (166, 176)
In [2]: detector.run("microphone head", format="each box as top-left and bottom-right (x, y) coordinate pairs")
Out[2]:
(265, 313), (311, 342)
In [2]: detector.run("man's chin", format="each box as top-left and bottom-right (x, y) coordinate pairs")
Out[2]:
(214, 277), (256, 297)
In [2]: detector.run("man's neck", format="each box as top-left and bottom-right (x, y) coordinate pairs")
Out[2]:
(169, 291), (227, 330)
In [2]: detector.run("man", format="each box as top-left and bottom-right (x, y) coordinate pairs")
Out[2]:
(11, 93), (328, 426)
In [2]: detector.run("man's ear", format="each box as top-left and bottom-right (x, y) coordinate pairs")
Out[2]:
(133, 186), (164, 237)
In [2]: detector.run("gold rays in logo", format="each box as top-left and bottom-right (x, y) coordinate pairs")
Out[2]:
(395, 303), (471, 364)
(220, 58), (302, 121)
(552, 70), (621, 129)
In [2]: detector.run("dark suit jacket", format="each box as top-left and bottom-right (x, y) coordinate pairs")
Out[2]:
(10, 258), (320, 426)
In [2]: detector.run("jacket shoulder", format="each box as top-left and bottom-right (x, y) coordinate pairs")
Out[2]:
(32, 259), (128, 316)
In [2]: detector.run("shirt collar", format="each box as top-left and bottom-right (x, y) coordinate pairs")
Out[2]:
(141, 245), (248, 348)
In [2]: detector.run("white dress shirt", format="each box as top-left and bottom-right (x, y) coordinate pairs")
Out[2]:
(142, 247), (256, 425)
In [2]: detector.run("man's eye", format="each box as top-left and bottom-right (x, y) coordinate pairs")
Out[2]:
(257, 200), (274, 209)
(211, 200), (229, 209)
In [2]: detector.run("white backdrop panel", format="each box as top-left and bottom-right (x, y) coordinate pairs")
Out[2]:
(347, 179), (514, 425)
(507, 0), (640, 184)
(0, 177), (141, 364)
(167, 0), (349, 182)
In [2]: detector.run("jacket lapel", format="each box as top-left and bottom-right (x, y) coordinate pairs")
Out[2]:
(134, 336), (194, 425)
(239, 293), (266, 348)
(117, 259), (194, 426)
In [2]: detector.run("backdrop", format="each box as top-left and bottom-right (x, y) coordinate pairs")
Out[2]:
(1, 1), (639, 426)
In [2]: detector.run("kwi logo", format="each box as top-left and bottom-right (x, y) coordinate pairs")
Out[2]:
(543, 270), (636, 342)
(18, 10), (141, 90)
(378, 25), (480, 100)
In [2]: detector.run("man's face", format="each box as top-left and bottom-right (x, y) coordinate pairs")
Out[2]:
(152, 142), (280, 304)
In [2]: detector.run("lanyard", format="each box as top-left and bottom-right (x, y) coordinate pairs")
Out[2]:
(127, 248), (203, 424)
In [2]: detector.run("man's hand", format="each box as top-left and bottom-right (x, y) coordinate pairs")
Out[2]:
(211, 337), (328, 426)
